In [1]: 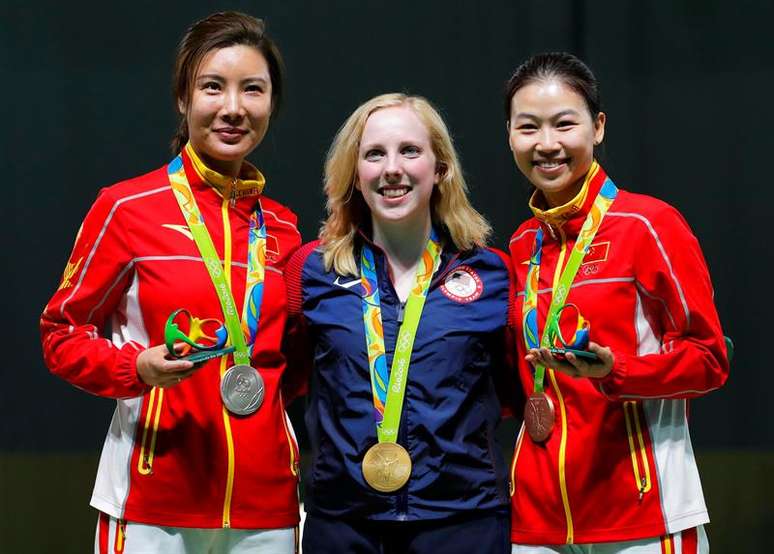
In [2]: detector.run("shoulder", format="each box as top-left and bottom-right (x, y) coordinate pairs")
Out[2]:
(261, 196), (300, 231)
(608, 190), (694, 237)
(460, 245), (510, 273)
(508, 219), (540, 251)
(99, 165), (170, 202)
(287, 240), (323, 278)
(85, 165), (170, 225)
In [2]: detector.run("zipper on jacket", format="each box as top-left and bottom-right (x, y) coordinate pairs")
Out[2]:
(623, 401), (652, 501)
(549, 227), (575, 544)
(280, 391), (300, 477)
(396, 301), (406, 324)
(509, 422), (526, 496)
(114, 519), (126, 553)
(137, 387), (164, 475)
(220, 195), (237, 528)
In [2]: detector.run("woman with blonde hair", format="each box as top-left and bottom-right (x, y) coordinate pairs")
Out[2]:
(284, 93), (514, 553)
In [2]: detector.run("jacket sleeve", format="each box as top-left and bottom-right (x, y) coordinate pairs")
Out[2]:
(280, 241), (318, 404)
(40, 188), (149, 399)
(595, 205), (729, 400)
(489, 247), (525, 419)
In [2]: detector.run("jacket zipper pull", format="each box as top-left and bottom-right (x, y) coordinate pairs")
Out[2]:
(638, 477), (647, 501)
(230, 177), (237, 207)
(397, 302), (406, 325)
(547, 224), (557, 240)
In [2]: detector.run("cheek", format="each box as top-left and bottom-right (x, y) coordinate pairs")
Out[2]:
(358, 159), (386, 185)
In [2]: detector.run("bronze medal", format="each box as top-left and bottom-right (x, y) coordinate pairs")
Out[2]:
(362, 442), (412, 493)
(524, 392), (555, 442)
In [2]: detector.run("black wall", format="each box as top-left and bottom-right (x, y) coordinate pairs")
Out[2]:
(2, 0), (772, 548)
(4, 0), (771, 450)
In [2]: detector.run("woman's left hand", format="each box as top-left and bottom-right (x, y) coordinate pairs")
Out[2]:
(525, 342), (615, 379)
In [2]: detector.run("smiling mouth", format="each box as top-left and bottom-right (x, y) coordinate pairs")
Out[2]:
(533, 159), (568, 169)
(215, 128), (248, 137)
(378, 186), (411, 198)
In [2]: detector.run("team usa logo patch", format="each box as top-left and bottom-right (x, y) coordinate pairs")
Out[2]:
(441, 266), (483, 303)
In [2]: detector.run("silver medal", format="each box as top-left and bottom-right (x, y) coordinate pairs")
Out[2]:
(220, 364), (264, 415)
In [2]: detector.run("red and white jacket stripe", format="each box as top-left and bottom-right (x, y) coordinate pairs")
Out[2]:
(40, 147), (302, 529)
(507, 165), (729, 545)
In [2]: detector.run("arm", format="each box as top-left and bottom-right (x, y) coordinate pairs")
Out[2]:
(490, 247), (525, 418)
(280, 241), (318, 404)
(593, 205), (729, 399)
(40, 188), (151, 398)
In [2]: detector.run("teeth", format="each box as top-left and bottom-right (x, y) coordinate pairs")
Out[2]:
(381, 188), (409, 198)
(537, 161), (562, 168)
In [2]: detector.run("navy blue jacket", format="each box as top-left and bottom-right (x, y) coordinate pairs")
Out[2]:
(284, 237), (515, 521)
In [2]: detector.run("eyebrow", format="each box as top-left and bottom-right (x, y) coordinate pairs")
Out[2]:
(514, 109), (581, 121)
(196, 74), (270, 85)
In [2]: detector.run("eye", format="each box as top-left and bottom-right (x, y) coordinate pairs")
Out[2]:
(202, 81), (221, 92)
(364, 149), (384, 161)
(516, 123), (537, 132)
(245, 83), (265, 94)
(401, 145), (421, 157)
(557, 119), (577, 129)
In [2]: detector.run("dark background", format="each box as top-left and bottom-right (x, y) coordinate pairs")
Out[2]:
(2, 0), (772, 551)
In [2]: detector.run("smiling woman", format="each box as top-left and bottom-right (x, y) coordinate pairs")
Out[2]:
(281, 93), (517, 554)
(40, 12), (302, 554)
(504, 53), (729, 554)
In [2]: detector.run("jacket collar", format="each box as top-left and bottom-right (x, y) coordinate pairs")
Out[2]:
(529, 161), (608, 239)
(355, 226), (461, 287)
(183, 143), (265, 201)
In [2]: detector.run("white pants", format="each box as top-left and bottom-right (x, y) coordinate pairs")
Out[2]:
(95, 513), (297, 554)
(512, 526), (708, 554)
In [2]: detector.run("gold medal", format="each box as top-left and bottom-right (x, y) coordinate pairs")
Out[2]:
(362, 442), (412, 492)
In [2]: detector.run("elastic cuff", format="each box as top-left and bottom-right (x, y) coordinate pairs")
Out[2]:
(115, 342), (151, 397)
(592, 351), (627, 398)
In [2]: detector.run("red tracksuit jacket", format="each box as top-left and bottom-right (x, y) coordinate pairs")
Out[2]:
(508, 164), (729, 545)
(41, 146), (301, 529)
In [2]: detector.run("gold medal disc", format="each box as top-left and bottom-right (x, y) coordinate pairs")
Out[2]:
(362, 442), (412, 492)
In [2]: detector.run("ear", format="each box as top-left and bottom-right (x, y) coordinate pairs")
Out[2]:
(593, 112), (606, 145)
(435, 162), (447, 185)
(177, 98), (186, 116)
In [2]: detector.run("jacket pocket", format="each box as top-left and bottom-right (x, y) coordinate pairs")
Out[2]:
(623, 400), (652, 500)
(136, 387), (164, 475)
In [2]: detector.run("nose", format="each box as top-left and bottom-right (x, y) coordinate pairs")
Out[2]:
(535, 128), (560, 153)
(383, 153), (403, 183)
(220, 87), (244, 121)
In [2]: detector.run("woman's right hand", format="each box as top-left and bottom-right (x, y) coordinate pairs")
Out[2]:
(136, 344), (197, 388)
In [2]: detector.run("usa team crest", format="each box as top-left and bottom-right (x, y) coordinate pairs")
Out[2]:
(440, 266), (483, 303)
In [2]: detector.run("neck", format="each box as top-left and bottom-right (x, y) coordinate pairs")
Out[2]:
(371, 214), (432, 273)
(198, 150), (243, 178)
(542, 178), (584, 209)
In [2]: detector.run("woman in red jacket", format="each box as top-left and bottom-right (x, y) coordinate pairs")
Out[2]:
(505, 52), (728, 553)
(40, 12), (301, 553)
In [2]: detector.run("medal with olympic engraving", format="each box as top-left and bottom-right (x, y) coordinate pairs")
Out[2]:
(358, 229), (442, 492)
(524, 392), (555, 442)
(362, 442), (412, 493)
(520, 163), (618, 443)
(220, 364), (264, 415)
(168, 147), (269, 417)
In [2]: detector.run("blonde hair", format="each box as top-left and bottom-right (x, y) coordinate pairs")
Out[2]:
(319, 93), (492, 276)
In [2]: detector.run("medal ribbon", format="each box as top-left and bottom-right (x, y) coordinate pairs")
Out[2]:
(361, 229), (442, 443)
(167, 153), (266, 366)
(522, 164), (618, 393)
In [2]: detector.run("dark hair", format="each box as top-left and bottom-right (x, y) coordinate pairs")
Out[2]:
(504, 52), (600, 122)
(171, 11), (285, 154)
